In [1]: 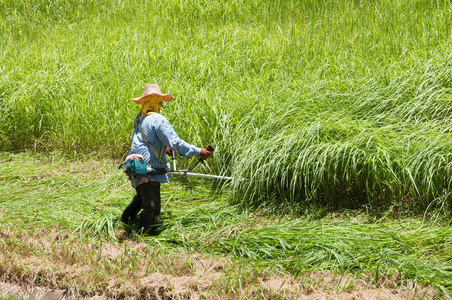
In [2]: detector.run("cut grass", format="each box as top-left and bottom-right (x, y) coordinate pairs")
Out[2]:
(0, 151), (450, 298)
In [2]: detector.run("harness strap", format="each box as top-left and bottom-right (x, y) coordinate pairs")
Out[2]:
(138, 112), (165, 162)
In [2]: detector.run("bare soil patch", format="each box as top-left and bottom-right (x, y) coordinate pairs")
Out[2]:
(0, 227), (433, 299)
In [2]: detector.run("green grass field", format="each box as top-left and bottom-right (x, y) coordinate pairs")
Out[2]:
(1, 0), (452, 298)
(2, 0), (452, 212)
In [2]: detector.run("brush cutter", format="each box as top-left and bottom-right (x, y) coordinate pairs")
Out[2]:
(120, 145), (233, 180)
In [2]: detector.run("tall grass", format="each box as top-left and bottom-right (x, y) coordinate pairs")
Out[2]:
(229, 55), (452, 213)
(1, 0), (452, 211)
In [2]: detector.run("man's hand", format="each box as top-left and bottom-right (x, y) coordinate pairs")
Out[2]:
(200, 148), (212, 160)
(166, 148), (173, 156)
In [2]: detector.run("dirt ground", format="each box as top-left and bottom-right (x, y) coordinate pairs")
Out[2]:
(0, 247), (433, 299)
(0, 229), (434, 300)
(0, 278), (429, 300)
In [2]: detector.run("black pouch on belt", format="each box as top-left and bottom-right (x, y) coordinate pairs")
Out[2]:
(148, 167), (168, 175)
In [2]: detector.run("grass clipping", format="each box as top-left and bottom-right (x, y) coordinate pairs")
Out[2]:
(0, 225), (434, 300)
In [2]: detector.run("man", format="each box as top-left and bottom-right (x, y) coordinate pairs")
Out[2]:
(120, 84), (212, 235)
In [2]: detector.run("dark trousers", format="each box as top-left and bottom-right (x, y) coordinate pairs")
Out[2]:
(120, 181), (161, 235)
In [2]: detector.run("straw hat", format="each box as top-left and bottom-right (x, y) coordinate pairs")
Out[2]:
(131, 84), (174, 104)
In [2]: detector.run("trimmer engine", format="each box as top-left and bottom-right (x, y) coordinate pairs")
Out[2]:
(121, 155), (148, 176)
(121, 154), (168, 176)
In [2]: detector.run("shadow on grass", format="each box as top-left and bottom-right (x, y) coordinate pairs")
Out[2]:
(115, 212), (174, 241)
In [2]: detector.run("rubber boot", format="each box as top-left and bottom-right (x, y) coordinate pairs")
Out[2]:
(120, 195), (142, 224)
(139, 210), (157, 235)
(136, 181), (161, 235)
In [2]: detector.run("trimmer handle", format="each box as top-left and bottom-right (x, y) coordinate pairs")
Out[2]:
(172, 149), (177, 160)
(198, 145), (214, 163)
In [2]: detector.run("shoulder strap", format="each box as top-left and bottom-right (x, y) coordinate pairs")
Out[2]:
(138, 112), (165, 162)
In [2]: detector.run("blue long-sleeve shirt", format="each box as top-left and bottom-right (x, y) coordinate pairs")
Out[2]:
(128, 113), (201, 187)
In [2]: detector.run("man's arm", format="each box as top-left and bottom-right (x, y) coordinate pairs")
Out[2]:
(155, 115), (204, 159)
